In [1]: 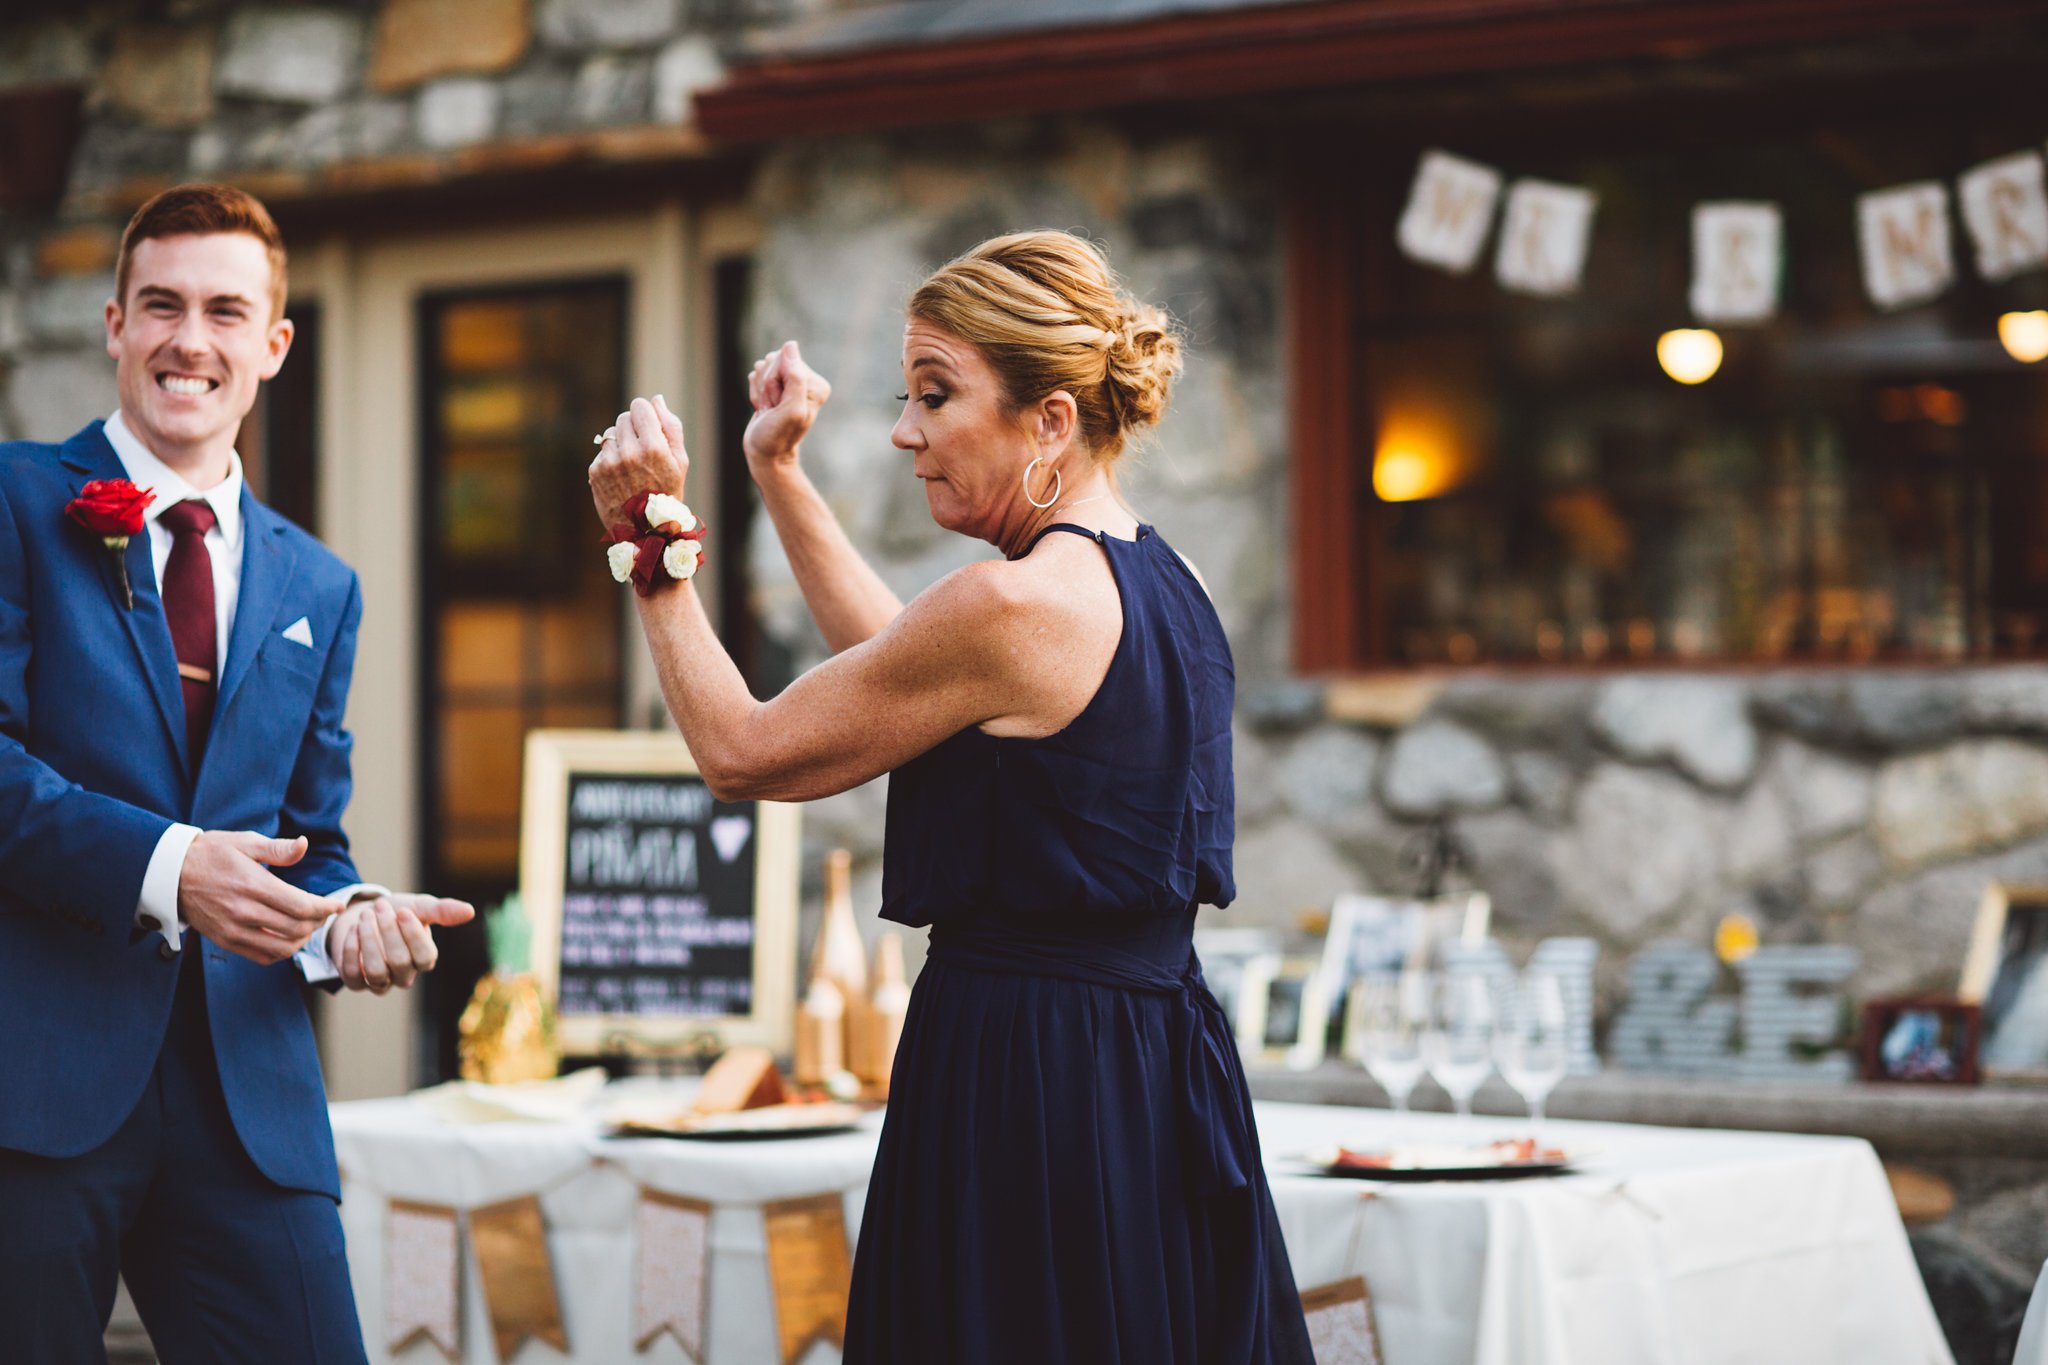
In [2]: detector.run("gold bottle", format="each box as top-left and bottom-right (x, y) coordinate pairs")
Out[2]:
(815, 849), (870, 1079)
(864, 932), (912, 1097)
(793, 970), (845, 1086)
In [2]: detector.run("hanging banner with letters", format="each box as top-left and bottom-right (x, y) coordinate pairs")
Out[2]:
(1958, 150), (2048, 283)
(1397, 149), (1503, 274)
(1691, 201), (1783, 323)
(1495, 178), (1598, 297)
(1398, 143), (2048, 315)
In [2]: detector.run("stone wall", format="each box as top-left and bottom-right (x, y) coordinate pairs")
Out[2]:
(0, 0), (769, 445)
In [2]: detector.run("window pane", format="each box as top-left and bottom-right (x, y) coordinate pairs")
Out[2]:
(420, 280), (628, 902)
(1354, 122), (2048, 667)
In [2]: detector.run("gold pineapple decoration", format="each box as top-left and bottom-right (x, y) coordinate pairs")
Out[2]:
(458, 894), (559, 1084)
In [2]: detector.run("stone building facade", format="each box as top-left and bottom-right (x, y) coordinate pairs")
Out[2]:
(3, 2), (2047, 1355)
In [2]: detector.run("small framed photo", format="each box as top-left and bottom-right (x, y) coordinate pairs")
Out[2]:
(1859, 996), (1981, 1085)
(1234, 955), (1321, 1065)
(1959, 884), (2048, 1081)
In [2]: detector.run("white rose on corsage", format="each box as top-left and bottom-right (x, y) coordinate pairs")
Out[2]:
(662, 538), (702, 581)
(643, 493), (696, 534)
(606, 541), (639, 583)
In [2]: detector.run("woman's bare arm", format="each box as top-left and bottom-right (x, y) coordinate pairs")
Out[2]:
(743, 341), (903, 652)
(592, 395), (1042, 803)
(636, 558), (1024, 802)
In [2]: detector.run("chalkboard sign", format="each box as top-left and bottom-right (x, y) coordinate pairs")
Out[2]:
(522, 731), (799, 1056)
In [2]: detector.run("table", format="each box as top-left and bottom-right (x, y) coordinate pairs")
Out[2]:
(331, 1091), (1952, 1365)
(2017, 1259), (2048, 1365)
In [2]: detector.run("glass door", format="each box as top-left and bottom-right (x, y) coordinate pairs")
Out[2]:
(417, 280), (630, 1077)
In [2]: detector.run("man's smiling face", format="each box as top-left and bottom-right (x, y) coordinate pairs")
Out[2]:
(105, 232), (292, 468)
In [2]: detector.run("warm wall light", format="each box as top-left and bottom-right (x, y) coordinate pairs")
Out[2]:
(1657, 328), (1723, 384)
(1372, 414), (1470, 502)
(1999, 310), (2048, 364)
(1372, 447), (1436, 501)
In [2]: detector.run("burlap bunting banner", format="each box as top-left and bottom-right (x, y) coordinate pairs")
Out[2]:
(635, 1189), (713, 1359)
(762, 1192), (852, 1365)
(470, 1194), (570, 1361)
(386, 1200), (461, 1361)
(1301, 1276), (1386, 1365)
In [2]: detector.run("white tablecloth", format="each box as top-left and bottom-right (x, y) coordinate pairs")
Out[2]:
(2016, 1259), (2048, 1365)
(331, 1091), (1951, 1365)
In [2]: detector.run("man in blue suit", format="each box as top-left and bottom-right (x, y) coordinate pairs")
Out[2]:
(0, 184), (473, 1363)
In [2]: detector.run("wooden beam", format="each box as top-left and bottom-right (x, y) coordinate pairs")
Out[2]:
(0, 84), (85, 214)
(695, 0), (2041, 142)
(1286, 171), (1360, 675)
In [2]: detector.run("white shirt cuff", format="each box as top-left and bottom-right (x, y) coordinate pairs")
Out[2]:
(136, 823), (202, 952)
(296, 883), (392, 984)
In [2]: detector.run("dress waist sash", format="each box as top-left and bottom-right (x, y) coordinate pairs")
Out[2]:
(926, 920), (1256, 1200)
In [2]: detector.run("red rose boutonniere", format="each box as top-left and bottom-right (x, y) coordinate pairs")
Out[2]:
(66, 479), (155, 609)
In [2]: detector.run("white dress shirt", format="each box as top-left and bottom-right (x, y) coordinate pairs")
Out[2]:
(104, 411), (378, 983)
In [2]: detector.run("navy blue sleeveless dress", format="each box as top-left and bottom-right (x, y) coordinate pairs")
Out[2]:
(842, 524), (1315, 1365)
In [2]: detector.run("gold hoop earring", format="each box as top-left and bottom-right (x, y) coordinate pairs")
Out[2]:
(1022, 456), (1061, 509)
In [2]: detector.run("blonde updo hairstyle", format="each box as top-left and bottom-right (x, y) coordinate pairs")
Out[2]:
(908, 230), (1182, 463)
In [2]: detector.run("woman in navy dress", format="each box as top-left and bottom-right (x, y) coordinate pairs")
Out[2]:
(590, 230), (1314, 1364)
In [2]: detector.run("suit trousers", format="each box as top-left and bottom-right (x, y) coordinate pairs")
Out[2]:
(0, 945), (368, 1365)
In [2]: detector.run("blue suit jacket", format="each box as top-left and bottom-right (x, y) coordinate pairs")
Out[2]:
(0, 421), (364, 1200)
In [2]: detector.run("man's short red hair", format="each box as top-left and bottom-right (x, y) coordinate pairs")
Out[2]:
(115, 183), (288, 320)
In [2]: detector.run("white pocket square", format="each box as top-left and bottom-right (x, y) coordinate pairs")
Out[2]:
(282, 617), (314, 648)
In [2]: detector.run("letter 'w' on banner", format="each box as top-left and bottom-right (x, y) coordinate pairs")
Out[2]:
(1396, 149), (1503, 274)
(763, 1192), (853, 1365)
(471, 1195), (570, 1361)
(1495, 179), (1598, 297)
(1958, 150), (2048, 283)
(635, 1189), (712, 1360)
(1691, 202), (1783, 323)
(1301, 1276), (1387, 1365)
(1858, 181), (1954, 310)
(386, 1200), (460, 1361)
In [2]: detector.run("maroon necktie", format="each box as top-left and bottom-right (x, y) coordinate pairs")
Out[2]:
(159, 499), (218, 767)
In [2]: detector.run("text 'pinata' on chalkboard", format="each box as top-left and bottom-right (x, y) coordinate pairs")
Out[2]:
(557, 772), (760, 1017)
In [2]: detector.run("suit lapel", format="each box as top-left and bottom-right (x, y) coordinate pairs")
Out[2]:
(58, 425), (188, 774)
(213, 488), (297, 728)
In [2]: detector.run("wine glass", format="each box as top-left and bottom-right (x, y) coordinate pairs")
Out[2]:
(1496, 969), (1570, 1125)
(1355, 971), (1429, 1112)
(1421, 970), (1496, 1121)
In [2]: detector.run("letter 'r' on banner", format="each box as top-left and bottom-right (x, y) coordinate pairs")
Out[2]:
(1691, 202), (1783, 323)
(1957, 150), (2048, 283)
(1495, 178), (1598, 297)
(1395, 150), (1503, 274)
(1857, 181), (1954, 310)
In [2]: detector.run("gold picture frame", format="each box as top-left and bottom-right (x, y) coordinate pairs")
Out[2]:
(520, 729), (800, 1058)
(1958, 882), (2048, 1082)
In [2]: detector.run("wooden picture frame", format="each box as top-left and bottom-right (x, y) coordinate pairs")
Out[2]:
(1234, 954), (1321, 1065)
(1858, 996), (1981, 1086)
(520, 729), (800, 1058)
(1958, 883), (2048, 1082)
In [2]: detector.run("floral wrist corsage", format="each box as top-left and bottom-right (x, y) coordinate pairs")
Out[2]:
(605, 491), (707, 597)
